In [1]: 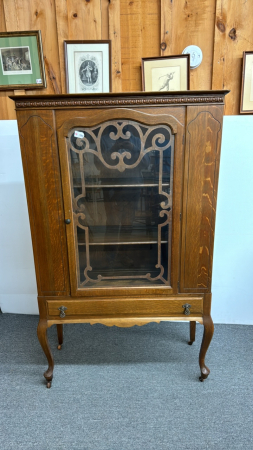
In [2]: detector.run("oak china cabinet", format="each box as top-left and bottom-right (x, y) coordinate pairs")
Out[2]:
(12, 90), (228, 387)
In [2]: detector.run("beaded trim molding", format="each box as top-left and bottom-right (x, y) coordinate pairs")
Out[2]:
(15, 96), (224, 109)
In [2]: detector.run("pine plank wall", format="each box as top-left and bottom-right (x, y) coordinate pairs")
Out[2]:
(1, 0), (253, 119)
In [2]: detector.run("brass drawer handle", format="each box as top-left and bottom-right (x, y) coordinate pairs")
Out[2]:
(182, 303), (191, 315)
(58, 306), (67, 318)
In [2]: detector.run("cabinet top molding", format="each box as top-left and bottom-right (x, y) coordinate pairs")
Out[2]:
(10, 90), (229, 109)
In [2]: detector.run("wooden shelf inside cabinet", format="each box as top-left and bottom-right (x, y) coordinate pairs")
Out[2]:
(79, 241), (168, 246)
(73, 183), (170, 188)
(77, 226), (168, 245)
(11, 90), (229, 387)
(85, 184), (169, 188)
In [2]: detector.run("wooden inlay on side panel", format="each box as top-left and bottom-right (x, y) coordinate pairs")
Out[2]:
(18, 111), (70, 296)
(181, 106), (222, 291)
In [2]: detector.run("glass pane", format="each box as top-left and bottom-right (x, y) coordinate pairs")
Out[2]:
(68, 120), (174, 288)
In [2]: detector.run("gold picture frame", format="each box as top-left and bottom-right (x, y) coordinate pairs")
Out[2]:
(0, 30), (46, 90)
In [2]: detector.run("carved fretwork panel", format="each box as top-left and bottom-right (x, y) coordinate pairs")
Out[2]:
(66, 119), (175, 288)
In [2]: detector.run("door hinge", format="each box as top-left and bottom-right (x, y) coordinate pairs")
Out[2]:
(180, 213), (182, 221)
(182, 134), (185, 145)
(177, 281), (180, 290)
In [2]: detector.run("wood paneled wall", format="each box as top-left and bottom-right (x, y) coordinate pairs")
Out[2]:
(0, 0), (253, 119)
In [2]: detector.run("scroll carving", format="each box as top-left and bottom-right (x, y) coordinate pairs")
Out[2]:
(68, 119), (174, 287)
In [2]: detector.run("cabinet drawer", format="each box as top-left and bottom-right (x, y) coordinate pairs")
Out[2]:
(46, 297), (203, 318)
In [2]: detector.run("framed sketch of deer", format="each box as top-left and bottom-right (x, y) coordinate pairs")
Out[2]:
(141, 55), (190, 92)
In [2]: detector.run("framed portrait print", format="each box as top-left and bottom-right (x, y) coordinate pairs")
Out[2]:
(240, 51), (253, 114)
(141, 55), (190, 92)
(64, 40), (111, 94)
(0, 30), (46, 90)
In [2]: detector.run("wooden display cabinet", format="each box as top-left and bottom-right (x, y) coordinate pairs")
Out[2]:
(11, 90), (228, 387)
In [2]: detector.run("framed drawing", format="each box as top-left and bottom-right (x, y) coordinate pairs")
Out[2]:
(64, 40), (111, 94)
(0, 30), (46, 90)
(240, 51), (253, 114)
(141, 55), (190, 92)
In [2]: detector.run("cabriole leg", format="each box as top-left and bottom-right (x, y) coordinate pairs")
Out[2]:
(188, 321), (196, 345)
(199, 316), (214, 382)
(57, 324), (63, 350)
(37, 320), (54, 388)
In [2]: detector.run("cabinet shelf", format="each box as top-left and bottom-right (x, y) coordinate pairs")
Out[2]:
(78, 240), (168, 246)
(86, 184), (169, 188)
(77, 225), (168, 246)
(73, 183), (170, 188)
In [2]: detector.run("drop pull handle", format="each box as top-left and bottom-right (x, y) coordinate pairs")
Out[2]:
(58, 306), (67, 318)
(65, 219), (71, 224)
(182, 303), (191, 315)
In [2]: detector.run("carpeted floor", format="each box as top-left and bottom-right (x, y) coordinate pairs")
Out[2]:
(0, 313), (252, 450)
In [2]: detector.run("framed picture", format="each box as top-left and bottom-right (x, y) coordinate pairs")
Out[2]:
(0, 30), (46, 90)
(141, 55), (190, 92)
(240, 51), (253, 114)
(64, 40), (111, 94)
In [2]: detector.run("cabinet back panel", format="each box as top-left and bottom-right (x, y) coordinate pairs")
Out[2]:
(17, 111), (70, 296)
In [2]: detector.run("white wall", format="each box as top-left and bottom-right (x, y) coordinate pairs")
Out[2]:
(0, 117), (252, 323)
(0, 121), (38, 315)
(212, 116), (253, 324)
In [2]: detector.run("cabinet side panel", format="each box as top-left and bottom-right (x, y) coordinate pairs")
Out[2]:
(180, 106), (223, 292)
(17, 110), (70, 296)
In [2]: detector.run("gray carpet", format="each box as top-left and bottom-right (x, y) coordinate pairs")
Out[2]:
(0, 313), (252, 450)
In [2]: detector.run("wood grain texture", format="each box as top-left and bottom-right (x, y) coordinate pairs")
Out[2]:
(109, 0), (122, 92)
(58, 107), (179, 135)
(101, 0), (109, 40)
(3, 0), (61, 94)
(181, 105), (223, 292)
(160, 0), (173, 56)
(189, 321), (196, 344)
(57, 324), (63, 346)
(12, 92), (227, 383)
(17, 110), (70, 296)
(161, 0), (216, 90)
(37, 319), (54, 383)
(0, 1), (252, 119)
(55, 0), (102, 94)
(48, 316), (204, 327)
(212, 0), (253, 115)
(199, 314), (214, 380)
(13, 90), (26, 96)
(0, 91), (14, 121)
(0, 0), (16, 119)
(120, 0), (160, 91)
(46, 297), (204, 317)
(56, 105), (184, 297)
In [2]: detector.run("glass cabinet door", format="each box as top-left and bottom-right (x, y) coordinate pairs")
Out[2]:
(66, 118), (174, 289)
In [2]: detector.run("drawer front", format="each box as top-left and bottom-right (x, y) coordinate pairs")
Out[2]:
(47, 297), (203, 318)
